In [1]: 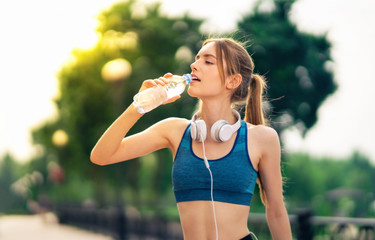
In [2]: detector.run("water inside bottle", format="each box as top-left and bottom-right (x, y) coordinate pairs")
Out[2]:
(165, 81), (186, 99)
(134, 85), (167, 113)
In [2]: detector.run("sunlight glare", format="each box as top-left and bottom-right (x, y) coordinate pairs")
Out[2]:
(0, 0), (119, 161)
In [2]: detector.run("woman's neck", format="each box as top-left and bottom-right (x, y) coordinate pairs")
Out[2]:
(199, 101), (237, 127)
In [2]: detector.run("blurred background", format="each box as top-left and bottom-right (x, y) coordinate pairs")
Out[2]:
(1, 0), (374, 239)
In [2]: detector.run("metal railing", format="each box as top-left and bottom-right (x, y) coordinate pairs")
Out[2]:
(55, 206), (375, 240)
(295, 209), (375, 240)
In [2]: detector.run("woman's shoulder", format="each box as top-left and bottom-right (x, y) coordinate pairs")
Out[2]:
(245, 123), (280, 145)
(154, 117), (191, 135)
(157, 117), (191, 154)
(245, 123), (280, 165)
(158, 117), (190, 127)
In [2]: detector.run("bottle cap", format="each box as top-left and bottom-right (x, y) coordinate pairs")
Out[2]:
(183, 74), (192, 84)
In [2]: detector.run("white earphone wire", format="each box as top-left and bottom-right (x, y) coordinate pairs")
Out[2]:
(200, 133), (218, 240)
(250, 231), (259, 240)
(199, 124), (258, 240)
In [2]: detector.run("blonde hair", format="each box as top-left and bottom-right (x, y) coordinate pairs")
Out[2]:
(202, 38), (268, 205)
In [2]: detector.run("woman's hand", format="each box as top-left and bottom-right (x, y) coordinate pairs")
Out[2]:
(137, 73), (181, 104)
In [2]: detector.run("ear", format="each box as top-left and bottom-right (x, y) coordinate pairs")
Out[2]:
(226, 74), (242, 90)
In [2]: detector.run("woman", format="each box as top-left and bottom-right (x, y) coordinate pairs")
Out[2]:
(91, 38), (292, 240)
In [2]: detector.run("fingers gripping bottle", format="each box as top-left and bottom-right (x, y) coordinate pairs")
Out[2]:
(132, 74), (192, 114)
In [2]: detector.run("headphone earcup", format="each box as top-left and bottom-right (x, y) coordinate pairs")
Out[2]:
(191, 119), (207, 142)
(211, 120), (232, 142)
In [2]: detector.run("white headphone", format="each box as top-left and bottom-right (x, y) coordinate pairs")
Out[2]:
(190, 109), (242, 142)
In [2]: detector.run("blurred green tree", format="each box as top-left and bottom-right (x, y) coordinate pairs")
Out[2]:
(31, 0), (202, 207)
(283, 152), (375, 217)
(0, 153), (28, 213)
(237, 0), (336, 135)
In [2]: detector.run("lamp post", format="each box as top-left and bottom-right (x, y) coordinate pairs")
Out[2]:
(101, 58), (133, 212)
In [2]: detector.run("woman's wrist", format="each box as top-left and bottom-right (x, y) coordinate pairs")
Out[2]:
(127, 103), (144, 118)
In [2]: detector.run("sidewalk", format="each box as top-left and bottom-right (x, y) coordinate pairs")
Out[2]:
(0, 213), (114, 240)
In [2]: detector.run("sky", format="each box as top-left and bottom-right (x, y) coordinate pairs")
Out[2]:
(0, 0), (374, 163)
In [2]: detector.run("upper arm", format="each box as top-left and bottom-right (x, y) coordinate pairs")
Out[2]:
(256, 127), (292, 238)
(257, 127), (284, 208)
(110, 118), (186, 164)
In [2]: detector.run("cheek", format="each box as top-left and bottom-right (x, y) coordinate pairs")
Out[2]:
(208, 77), (225, 91)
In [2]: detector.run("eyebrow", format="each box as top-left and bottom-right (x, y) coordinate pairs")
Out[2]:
(195, 53), (217, 60)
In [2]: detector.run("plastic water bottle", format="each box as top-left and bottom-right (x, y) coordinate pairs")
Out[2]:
(133, 74), (192, 114)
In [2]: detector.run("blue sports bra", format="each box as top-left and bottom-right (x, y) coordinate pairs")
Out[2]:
(172, 120), (258, 206)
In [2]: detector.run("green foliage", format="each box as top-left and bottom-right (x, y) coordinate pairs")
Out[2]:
(31, 0), (202, 206)
(284, 152), (375, 217)
(47, 171), (96, 204)
(237, 0), (336, 135)
(0, 153), (30, 213)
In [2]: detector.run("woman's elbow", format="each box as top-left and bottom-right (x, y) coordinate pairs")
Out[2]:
(90, 150), (107, 166)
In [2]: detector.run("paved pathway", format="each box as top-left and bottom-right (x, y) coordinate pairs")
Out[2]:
(0, 213), (114, 240)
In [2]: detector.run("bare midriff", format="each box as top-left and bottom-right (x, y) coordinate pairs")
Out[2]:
(177, 200), (251, 240)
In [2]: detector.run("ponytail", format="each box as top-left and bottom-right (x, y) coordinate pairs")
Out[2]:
(244, 73), (268, 206)
(244, 73), (267, 125)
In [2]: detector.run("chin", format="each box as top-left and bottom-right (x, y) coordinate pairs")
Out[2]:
(187, 88), (198, 98)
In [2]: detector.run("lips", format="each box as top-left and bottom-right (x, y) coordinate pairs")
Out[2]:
(191, 73), (200, 82)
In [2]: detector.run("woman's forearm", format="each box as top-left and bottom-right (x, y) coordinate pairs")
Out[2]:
(266, 206), (293, 240)
(90, 104), (142, 165)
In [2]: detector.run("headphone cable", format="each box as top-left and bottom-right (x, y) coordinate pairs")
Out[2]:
(199, 125), (258, 240)
(201, 134), (219, 240)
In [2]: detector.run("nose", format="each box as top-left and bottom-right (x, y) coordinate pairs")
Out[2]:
(190, 60), (198, 72)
